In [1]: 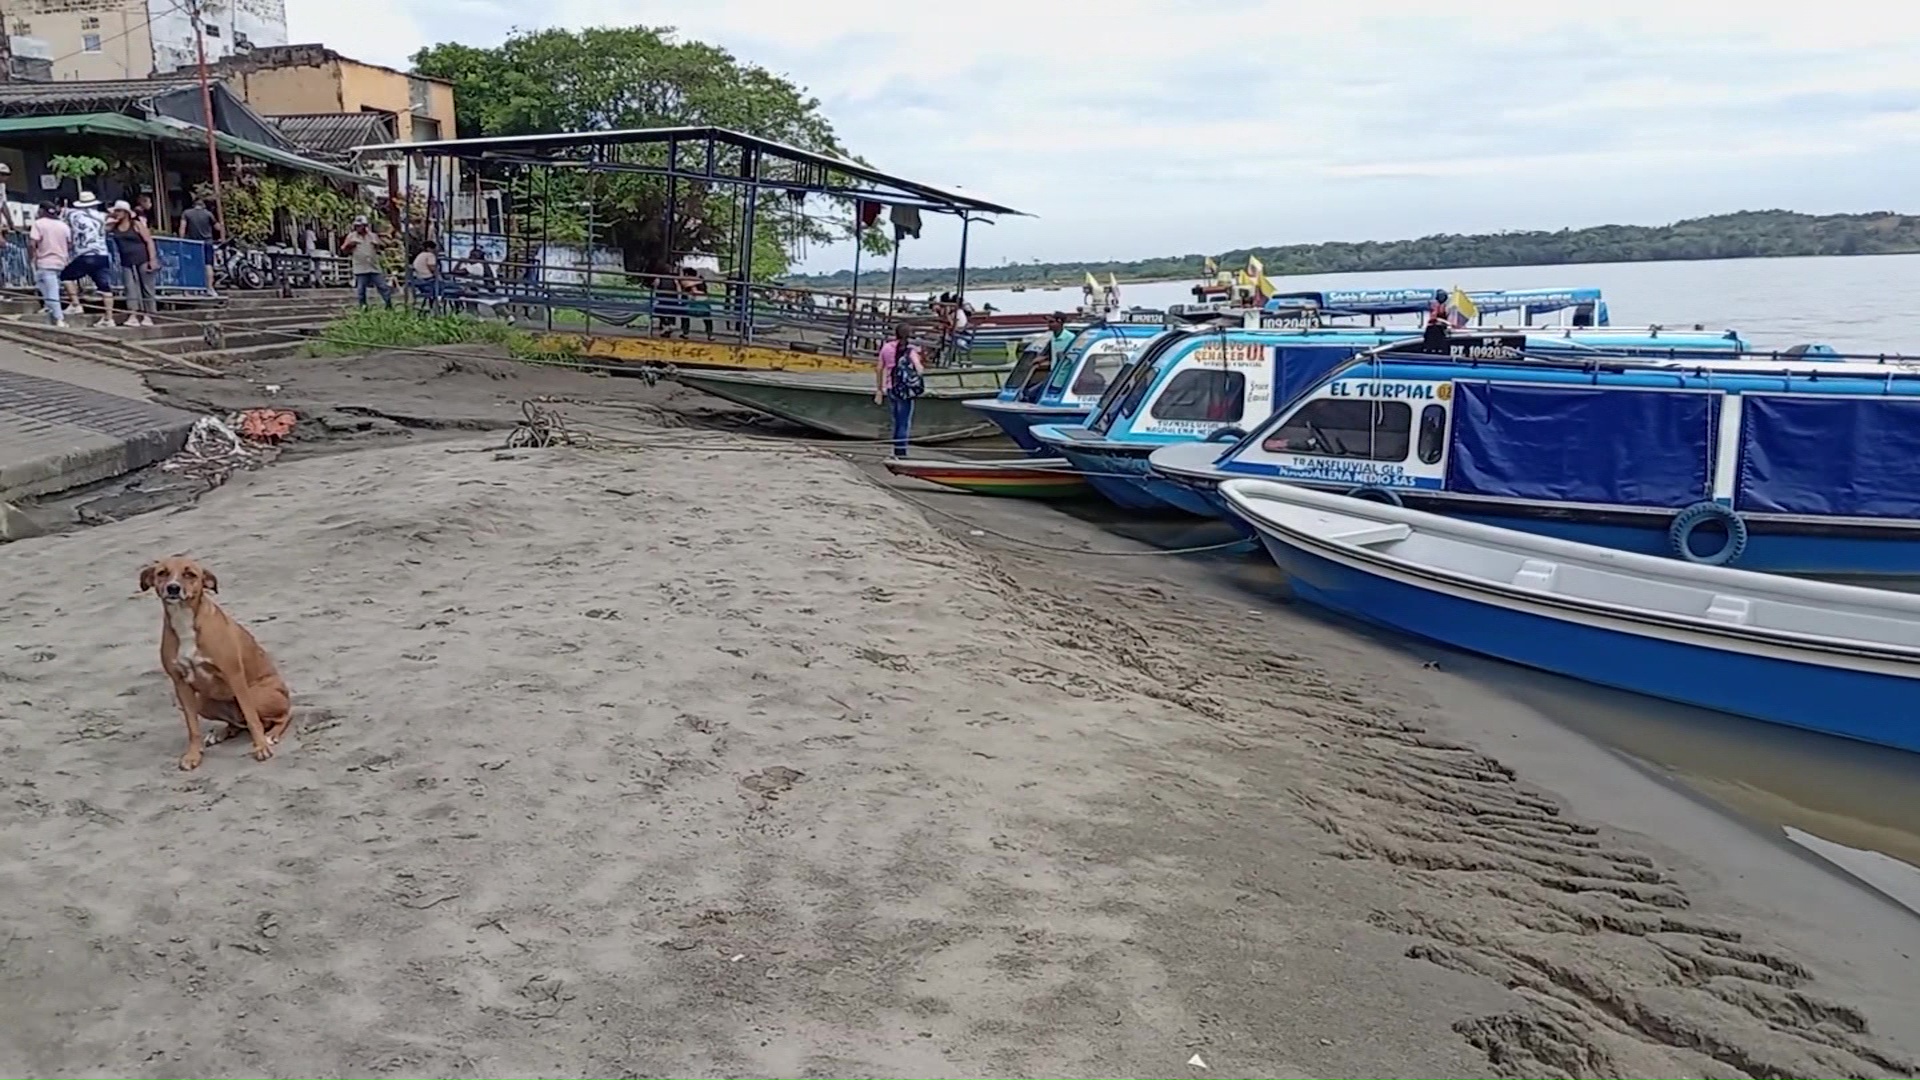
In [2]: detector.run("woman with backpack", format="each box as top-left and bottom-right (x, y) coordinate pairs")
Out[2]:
(874, 323), (926, 458)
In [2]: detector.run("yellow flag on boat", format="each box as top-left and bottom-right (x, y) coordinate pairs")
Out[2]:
(1106, 272), (1120, 294)
(1203, 256), (1218, 276)
(1450, 286), (1479, 323)
(1084, 270), (1101, 292)
(1246, 255), (1277, 299)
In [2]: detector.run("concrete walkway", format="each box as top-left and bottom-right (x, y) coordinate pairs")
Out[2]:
(0, 348), (198, 508)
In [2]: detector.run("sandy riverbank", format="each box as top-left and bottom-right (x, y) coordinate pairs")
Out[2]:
(0, 350), (1914, 1077)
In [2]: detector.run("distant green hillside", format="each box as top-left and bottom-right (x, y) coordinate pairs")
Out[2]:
(787, 210), (1920, 291)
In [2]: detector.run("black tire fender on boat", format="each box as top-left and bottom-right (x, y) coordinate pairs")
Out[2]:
(1343, 485), (1404, 507)
(1669, 500), (1749, 566)
(1205, 426), (1248, 443)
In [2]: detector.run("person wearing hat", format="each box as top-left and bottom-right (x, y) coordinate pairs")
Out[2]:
(60, 191), (116, 327)
(340, 214), (392, 308)
(107, 199), (159, 327)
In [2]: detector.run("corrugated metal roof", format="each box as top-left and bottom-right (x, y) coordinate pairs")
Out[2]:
(351, 125), (1026, 217)
(0, 112), (375, 186)
(268, 112), (394, 156)
(0, 76), (207, 108)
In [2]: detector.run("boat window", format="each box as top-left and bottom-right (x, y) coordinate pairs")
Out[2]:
(1263, 399), (1412, 461)
(1416, 404), (1447, 464)
(1150, 369), (1247, 423)
(1071, 347), (1132, 397)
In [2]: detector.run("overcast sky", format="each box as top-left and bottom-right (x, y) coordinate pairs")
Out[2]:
(287, 1), (1920, 273)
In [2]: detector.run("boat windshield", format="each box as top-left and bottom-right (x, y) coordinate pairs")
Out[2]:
(1089, 355), (1165, 435)
(1004, 344), (1046, 395)
(1044, 331), (1102, 394)
(1067, 339), (1141, 398)
(1086, 359), (1153, 430)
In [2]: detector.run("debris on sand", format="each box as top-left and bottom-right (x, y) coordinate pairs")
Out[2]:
(740, 766), (804, 798)
(160, 412), (290, 488)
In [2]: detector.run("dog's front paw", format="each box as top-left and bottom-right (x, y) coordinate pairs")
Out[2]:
(251, 739), (276, 762)
(179, 748), (203, 771)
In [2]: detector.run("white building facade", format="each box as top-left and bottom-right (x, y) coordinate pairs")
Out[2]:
(5, 0), (288, 81)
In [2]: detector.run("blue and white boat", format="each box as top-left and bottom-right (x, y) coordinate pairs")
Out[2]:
(1036, 324), (1757, 517)
(1152, 334), (1920, 575)
(1259, 286), (1609, 328)
(969, 286), (1643, 451)
(962, 314), (1170, 452)
(1218, 478), (1920, 754)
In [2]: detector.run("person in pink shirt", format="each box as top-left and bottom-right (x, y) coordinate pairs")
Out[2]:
(27, 202), (71, 327)
(873, 323), (926, 458)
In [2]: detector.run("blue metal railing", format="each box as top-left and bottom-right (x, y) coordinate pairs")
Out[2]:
(2, 232), (213, 294)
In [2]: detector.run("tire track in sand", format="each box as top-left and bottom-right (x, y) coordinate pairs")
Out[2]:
(950, 547), (1914, 1080)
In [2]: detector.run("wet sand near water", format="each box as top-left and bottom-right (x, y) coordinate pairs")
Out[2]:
(0, 350), (1915, 1077)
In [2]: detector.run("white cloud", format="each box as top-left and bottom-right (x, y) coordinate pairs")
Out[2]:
(282, 0), (1920, 269)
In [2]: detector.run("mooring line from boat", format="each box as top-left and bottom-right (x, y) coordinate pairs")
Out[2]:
(557, 411), (1095, 461)
(559, 422), (1201, 484)
(502, 416), (1246, 557)
(870, 480), (1254, 559)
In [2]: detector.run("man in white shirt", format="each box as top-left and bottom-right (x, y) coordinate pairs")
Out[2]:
(59, 191), (116, 327)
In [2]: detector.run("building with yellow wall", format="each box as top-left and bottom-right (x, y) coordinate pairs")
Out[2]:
(212, 43), (457, 194)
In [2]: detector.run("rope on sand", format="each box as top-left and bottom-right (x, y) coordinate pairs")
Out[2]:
(504, 400), (593, 449)
(517, 401), (1252, 560)
(875, 479), (1254, 559)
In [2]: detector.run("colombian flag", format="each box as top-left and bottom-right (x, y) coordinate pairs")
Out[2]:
(1449, 286), (1479, 327)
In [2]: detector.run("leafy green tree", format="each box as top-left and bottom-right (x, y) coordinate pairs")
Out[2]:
(412, 27), (890, 280)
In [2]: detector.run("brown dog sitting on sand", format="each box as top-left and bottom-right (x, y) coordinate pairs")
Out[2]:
(138, 556), (292, 770)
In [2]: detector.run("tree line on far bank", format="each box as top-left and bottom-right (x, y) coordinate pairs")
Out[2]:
(788, 210), (1920, 290)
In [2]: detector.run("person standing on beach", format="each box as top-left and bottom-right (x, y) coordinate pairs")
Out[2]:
(341, 216), (391, 309)
(874, 323), (926, 458)
(27, 203), (71, 327)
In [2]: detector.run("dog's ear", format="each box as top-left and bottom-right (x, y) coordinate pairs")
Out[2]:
(201, 567), (219, 594)
(138, 564), (156, 593)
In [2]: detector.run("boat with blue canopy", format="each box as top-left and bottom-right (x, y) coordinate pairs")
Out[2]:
(1033, 324), (1762, 516)
(970, 290), (1647, 453)
(1151, 333), (1920, 575)
(1260, 286), (1610, 328)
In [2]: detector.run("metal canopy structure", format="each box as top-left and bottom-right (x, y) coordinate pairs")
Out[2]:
(351, 125), (1025, 218)
(348, 125), (1026, 365)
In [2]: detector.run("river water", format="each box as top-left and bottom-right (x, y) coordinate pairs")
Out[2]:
(962, 252), (1920, 355)
(957, 252), (1920, 914)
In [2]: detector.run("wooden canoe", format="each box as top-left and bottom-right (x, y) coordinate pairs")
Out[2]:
(884, 456), (1089, 498)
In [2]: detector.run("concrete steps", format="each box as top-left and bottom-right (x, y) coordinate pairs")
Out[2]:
(178, 339), (312, 366)
(71, 313), (329, 355)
